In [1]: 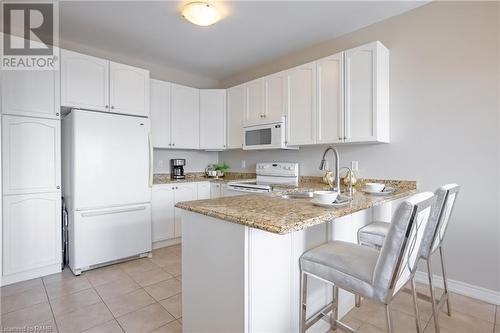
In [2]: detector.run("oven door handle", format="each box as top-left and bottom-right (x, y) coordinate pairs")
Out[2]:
(226, 186), (269, 193)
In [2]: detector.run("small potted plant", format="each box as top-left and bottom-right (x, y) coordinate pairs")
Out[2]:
(213, 161), (230, 178)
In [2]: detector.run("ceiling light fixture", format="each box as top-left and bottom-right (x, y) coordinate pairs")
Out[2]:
(181, 2), (222, 26)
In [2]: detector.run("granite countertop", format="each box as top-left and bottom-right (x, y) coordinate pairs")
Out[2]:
(153, 172), (256, 184)
(175, 179), (417, 235)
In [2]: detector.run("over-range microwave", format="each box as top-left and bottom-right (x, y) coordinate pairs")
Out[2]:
(243, 117), (298, 150)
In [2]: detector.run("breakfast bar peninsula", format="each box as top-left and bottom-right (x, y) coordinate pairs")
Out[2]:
(176, 179), (416, 333)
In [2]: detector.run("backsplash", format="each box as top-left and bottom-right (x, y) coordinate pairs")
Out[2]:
(153, 149), (218, 174)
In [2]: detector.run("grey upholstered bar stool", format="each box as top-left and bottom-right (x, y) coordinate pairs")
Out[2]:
(357, 184), (459, 333)
(300, 192), (436, 333)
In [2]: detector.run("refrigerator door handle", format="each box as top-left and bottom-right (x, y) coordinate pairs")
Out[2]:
(148, 132), (153, 188)
(81, 205), (147, 218)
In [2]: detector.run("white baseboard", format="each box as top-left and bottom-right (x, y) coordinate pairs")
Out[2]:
(152, 237), (181, 250)
(415, 271), (500, 306)
(1, 263), (62, 287)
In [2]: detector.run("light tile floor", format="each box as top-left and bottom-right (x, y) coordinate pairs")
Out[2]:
(1, 243), (498, 333)
(1, 245), (182, 333)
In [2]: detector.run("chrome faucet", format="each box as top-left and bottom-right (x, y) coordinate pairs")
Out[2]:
(319, 146), (340, 192)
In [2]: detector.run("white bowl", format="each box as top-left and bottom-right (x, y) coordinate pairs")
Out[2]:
(313, 190), (339, 204)
(365, 183), (385, 192)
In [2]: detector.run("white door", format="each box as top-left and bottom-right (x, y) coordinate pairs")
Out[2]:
(1, 70), (59, 119)
(171, 84), (200, 149)
(344, 43), (376, 142)
(287, 62), (317, 146)
(150, 79), (172, 148)
(3, 192), (61, 275)
(109, 62), (150, 117)
(71, 110), (151, 210)
(264, 72), (287, 120)
(151, 185), (175, 242)
(60, 49), (109, 111)
(226, 85), (245, 149)
(2, 115), (61, 195)
(317, 53), (344, 144)
(197, 182), (211, 200)
(210, 183), (222, 198)
(200, 90), (226, 150)
(245, 79), (265, 124)
(174, 183), (197, 237)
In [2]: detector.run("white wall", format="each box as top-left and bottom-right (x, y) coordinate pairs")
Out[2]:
(153, 149), (218, 174)
(220, 2), (500, 292)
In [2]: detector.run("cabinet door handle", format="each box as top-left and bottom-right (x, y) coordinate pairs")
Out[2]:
(175, 186), (178, 189)
(105, 105), (109, 109)
(172, 143), (175, 147)
(56, 186), (60, 189)
(172, 186), (175, 190)
(111, 106), (115, 109)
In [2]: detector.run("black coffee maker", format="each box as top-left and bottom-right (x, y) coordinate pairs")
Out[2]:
(170, 159), (186, 180)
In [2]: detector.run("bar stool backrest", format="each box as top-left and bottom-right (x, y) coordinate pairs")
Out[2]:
(429, 184), (460, 255)
(372, 192), (436, 303)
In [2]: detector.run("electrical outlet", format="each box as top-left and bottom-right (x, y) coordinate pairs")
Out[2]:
(241, 160), (246, 169)
(351, 161), (359, 171)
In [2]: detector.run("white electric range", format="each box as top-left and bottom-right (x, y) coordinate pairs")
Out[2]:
(225, 162), (299, 195)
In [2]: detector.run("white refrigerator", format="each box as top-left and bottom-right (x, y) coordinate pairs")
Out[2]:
(62, 109), (153, 275)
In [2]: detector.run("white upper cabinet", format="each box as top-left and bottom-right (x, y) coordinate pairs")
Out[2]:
(264, 71), (287, 121)
(151, 185), (175, 242)
(2, 115), (61, 195)
(3, 192), (61, 276)
(226, 40), (390, 147)
(61, 49), (150, 117)
(286, 62), (317, 146)
(61, 50), (109, 112)
(1, 70), (60, 119)
(317, 52), (344, 144)
(109, 62), (150, 117)
(199, 89), (226, 150)
(344, 41), (389, 143)
(226, 84), (245, 149)
(150, 79), (172, 148)
(171, 83), (200, 149)
(244, 79), (265, 124)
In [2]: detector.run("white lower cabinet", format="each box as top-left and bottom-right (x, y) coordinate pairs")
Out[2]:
(210, 183), (222, 198)
(151, 182), (198, 242)
(151, 185), (175, 242)
(197, 182), (211, 200)
(3, 192), (61, 277)
(174, 183), (197, 238)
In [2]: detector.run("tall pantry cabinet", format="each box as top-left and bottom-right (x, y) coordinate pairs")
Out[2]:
(0, 69), (62, 285)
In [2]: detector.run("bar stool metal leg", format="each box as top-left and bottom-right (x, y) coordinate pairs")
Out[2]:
(384, 304), (394, 333)
(300, 271), (308, 333)
(439, 246), (452, 316)
(411, 277), (423, 333)
(331, 285), (339, 330)
(427, 258), (441, 333)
